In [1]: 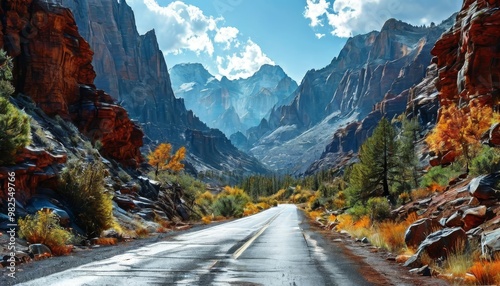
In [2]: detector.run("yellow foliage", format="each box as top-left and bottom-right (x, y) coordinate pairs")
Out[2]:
(308, 210), (323, 220)
(426, 100), (500, 163)
(327, 214), (337, 224)
(148, 143), (186, 176)
(18, 210), (73, 256)
(336, 214), (354, 231)
(354, 216), (371, 229)
(201, 215), (213, 224)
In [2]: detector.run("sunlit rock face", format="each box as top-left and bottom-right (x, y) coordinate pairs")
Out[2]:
(432, 0), (500, 107)
(1, 0), (143, 167)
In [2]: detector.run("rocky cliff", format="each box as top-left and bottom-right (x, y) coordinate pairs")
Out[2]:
(432, 0), (500, 109)
(61, 0), (268, 175)
(249, 18), (453, 174)
(169, 63), (298, 136)
(0, 0), (143, 167)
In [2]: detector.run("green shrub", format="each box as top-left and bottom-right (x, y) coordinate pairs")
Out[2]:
(18, 210), (73, 255)
(470, 146), (500, 176)
(419, 165), (461, 189)
(211, 186), (251, 218)
(0, 97), (31, 165)
(366, 197), (391, 222)
(58, 160), (114, 237)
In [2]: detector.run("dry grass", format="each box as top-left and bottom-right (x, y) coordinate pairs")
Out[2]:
(95, 237), (117, 246)
(336, 214), (354, 231)
(469, 260), (500, 285)
(156, 226), (169, 233)
(201, 215), (213, 224)
(327, 214), (337, 223)
(135, 226), (149, 238)
(376, 221), (408, 252)
(50, 245), (74, 256)
(243, 203), (260, 216)
(411, 188), (433, 201)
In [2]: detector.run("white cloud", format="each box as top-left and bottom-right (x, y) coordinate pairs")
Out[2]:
(217, 40), (275, 80)
(315, 33), (326, 39)
(214, 26), (240, 50)
(304, 0), (461, 38)
(135, 0), (219, 55)
(304, 0), (330, 27)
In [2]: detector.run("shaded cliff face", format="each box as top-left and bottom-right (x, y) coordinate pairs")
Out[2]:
(249, 18), (452, 174)
(432, 0), (500, 107)
(62, 0), (268, 174)
(169, 63), (298, 136)
(0, 0), (143, 167)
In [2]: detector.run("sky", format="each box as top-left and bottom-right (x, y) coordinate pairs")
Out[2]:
(127, 0), (462, 83)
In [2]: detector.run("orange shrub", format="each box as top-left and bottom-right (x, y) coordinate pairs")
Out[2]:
(201, 215), (212, 224)
(243, 203), (260, 216)
(50, 245), (74, 256)
(378, 221), (408, 252)
(308, 210), (323, 221)
(354, 216), (371, 229)
(327, 214), (337, 223)
(95, 237), (117, 245)
(336, 214), (354, 231)
(469, 260), (500, 285)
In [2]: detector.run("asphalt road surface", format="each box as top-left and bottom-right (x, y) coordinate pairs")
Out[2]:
(18, 204), (373, 286)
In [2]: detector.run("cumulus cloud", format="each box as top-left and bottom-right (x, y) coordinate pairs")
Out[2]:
(304, 0), (461, 38)
(217, 40), (275, 80)
(304, 0), (330, 27)
(214, 26), (240, 50)
(133, 0), (219, 55)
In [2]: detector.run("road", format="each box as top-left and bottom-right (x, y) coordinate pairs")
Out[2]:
(18, 204), (373, 286)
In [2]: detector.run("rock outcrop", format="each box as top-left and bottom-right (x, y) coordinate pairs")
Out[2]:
(1, 0), (143, 167)
(61, 0), (268, 175)
(432, 0), (500, 107)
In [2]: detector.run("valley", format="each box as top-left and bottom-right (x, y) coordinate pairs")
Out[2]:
(1, 0), (500, 285)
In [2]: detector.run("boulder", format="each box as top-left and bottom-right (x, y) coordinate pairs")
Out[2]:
(468, 173), (500, 200)
(481, 228), (500, 259)
(405, 218), (441, 249)
(462, 206), (487, 231)
(28, 244), (52, 260)
(445, 211), (464, 228)
(416, 228), (467, 260)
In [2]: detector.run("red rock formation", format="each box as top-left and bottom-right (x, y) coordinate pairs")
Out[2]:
(432, 0), (500, 107)
(1, 0), (143, 167)
(0, 147), (67, 202)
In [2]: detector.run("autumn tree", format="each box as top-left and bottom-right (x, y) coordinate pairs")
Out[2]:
(426, 100), (500, 170)
(148, 143), (186, 178)
(347, 118), (399, 205)
(0, 49), (30, 165)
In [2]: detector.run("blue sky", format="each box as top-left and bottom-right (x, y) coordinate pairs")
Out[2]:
(127, 0), (462, 82)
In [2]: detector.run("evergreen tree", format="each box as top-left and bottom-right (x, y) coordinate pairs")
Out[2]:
(347, 118), (398, 205)
(396, 116), (420, 193)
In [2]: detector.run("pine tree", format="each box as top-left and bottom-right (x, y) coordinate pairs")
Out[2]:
(347, 118), (398, 205)
(396, 116), (420, 192)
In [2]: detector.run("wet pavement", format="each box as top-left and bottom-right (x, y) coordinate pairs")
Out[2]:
(18, 205), (373, 285)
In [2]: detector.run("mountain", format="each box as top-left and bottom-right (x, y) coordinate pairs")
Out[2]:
(247, 17), (454, 174)
(61, 0), (268, 175)
(169, 63), (298, 136)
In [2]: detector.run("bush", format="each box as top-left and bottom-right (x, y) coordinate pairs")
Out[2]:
(366, 197), (391, 222)
(0, 96), (31, 165)
(419, 165), (461, 189)
(211, 186), (251, 218)
(470, 146), (500, 176)
(58, 160), (114, 237)
(18, 210), (73, 256)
